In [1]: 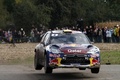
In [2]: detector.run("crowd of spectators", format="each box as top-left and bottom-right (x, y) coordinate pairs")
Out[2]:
(0, 28), (27, 44)
(0, 25), (120, 44)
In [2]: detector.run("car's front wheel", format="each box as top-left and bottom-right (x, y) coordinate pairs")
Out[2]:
(34, 53), (43, 70)
(91, 67), (100, 74)
(44, 55), (53, 74)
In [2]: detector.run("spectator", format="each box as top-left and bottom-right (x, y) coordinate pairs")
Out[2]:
(116, 25), (120, 43)
(30, 29), (34, 42)
(0, 29), (4, 42)
(89, 26), (94, 42)
(97, 27), (102, 43)
(106, 28), (112, 43)
(19, 28), (26, 42)
(111, 27), (115, 43)
(102, 27), (107, 43)
(119, 26), (120, 42)
(33, 28), (38, 42)
(86, 26), (90, 39)
(93, 27), (98, 42)
(83, 28), (87, 34)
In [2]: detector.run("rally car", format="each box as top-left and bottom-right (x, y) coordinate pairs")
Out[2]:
(34, 30), (100, 73)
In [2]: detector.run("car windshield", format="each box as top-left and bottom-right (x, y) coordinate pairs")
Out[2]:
(50, 33), (90, 44)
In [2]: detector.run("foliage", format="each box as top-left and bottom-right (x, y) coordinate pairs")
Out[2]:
(0, 0), (10, 28)
(0, 0), (120, 31)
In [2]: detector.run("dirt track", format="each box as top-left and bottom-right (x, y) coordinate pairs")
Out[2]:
(0, 65), (120, 80)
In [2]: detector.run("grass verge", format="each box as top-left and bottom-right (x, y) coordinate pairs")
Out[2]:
(4, 50), (120, 65)
(0, 43), (120, 65)
(101, 51), (120, 64)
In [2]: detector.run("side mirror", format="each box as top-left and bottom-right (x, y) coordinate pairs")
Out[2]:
(41, 42), (49, 46)
(40, 42), (45, 46)
(91, 42), (94, 44)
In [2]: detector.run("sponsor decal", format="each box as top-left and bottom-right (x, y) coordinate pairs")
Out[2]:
(68, 49), (81, 53)
(90, 58), (93, 66)
(50, 59), (58, 64)
(49, 53), (60, 58)
(69, 44), (77, 47)
(57, 58), (62, 66)
(49, 58), (62, 66)
(62, 44), (81, 47)
(89, 58), (98, 66)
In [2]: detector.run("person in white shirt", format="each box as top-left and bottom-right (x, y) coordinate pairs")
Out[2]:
(106, 29), (112, 43)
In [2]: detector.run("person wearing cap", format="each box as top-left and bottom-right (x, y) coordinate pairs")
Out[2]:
(116, 25), (120, 43)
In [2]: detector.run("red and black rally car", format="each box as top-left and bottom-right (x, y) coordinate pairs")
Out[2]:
(34, 30), (100, 73)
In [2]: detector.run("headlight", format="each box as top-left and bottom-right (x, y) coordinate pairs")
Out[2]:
(91, 53), (99, 58)
(51, 48), (61, 54)
(50, 46), (62, 54)
(87, 47), (100, 57)
(87, 52), (100, 58)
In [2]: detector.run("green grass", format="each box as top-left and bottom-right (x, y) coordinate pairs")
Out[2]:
(2, 51), (120, 65)
(101, 51), (120, 64)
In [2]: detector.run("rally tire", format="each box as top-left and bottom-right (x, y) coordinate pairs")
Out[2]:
(34, 53), (43, 70)
(91, 68), (100, 74)
(44, 55), (53, 74)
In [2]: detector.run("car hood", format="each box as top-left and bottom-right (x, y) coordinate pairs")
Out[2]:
(48, 43), (99, 54)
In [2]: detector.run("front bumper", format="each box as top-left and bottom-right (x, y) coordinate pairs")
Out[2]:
(49, 54), (100, 68)
(54, 64), (100, 68)
(49, 63), (100, 68)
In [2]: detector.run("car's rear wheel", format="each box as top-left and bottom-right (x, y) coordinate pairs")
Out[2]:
(44, 55), (53, 74)
(91, 68), (100, 74)
(34, 53), (43, 70)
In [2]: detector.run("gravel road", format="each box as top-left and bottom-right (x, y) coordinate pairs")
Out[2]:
(0, 65), (120, 80)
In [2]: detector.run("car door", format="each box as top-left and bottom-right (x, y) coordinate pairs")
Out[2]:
(39, 33), (51, 62)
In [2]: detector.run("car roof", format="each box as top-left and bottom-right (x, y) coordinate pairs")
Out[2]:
(47, 30), (82, 34)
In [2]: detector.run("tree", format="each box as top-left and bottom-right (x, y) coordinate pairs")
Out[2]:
(0, 0), (10, 28)
(1, 0), (120, 30)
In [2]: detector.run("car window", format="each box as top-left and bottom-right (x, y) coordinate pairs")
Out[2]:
(40, 33), (47, 43)
(50, 33), (90, 44)
(44, 33), (50, 45)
